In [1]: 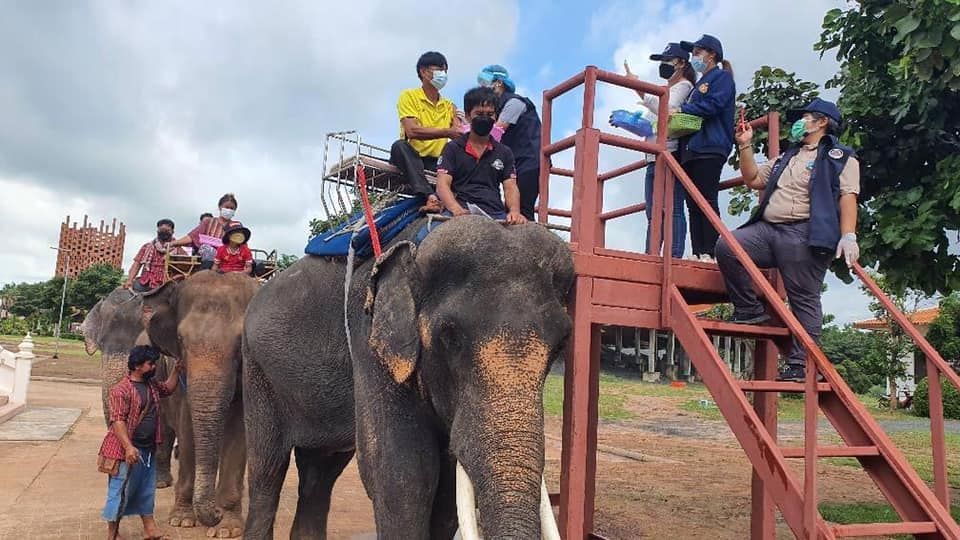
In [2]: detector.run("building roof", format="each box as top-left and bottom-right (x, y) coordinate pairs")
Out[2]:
(853, 306), (940, 331)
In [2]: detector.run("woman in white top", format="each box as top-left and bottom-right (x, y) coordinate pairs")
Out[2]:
(626, 42), (696, 258)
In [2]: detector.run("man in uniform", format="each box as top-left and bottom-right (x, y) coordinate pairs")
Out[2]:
(716, 98), (860, 381)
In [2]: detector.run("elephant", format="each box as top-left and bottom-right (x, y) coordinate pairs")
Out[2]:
(242, 216), (573, 539)
(80, 287), (180, 488)
(142, 270), (259, 538)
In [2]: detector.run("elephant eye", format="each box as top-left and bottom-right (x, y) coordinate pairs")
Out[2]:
(437, 321), (465, 352)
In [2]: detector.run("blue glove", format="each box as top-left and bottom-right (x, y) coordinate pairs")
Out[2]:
(609, 109), (654, 137)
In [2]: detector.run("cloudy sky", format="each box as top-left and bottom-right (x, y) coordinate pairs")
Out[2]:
(0, 0), (879, 323)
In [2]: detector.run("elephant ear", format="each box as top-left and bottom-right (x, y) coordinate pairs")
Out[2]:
(366, 241), (421, 385)
(141, 281), (181, 359)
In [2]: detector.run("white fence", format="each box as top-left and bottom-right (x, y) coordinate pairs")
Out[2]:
(0, 334), (35, 407)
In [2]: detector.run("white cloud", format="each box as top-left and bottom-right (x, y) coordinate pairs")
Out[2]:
(0, 0), (518, 285)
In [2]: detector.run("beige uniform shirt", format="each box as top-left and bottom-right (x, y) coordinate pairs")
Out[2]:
(755, 143), (860, 223)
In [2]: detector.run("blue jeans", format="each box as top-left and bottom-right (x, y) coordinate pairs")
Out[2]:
(644, 160), (687, 258)
(102, 448), (156, 521)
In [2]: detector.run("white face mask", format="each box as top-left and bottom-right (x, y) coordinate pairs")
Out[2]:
(220, 208), (235, 220)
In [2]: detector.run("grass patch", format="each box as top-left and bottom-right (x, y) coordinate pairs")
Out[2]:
(0, 334), (89, 357)
(679, 392), (915, 422)
(826, 431), (960, 488)
(543, 373), (633, 421)
(819, 501), (960, 539)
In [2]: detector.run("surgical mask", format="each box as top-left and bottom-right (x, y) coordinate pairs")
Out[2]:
(430, 70), (448, 90)
(229, 232), (245, 244)
(220, 208), (235, 220)
(157, 231), (173, 241)
(658, 63), (676, 80)
(471, 115), (495, 137)
(789, 118), (811, 142)
(691, 55), (708, 73)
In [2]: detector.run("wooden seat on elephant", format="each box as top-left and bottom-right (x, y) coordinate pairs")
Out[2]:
(326, 154), (437, 193)
(166, 253), (201, 281)
(251, 249), (278, 281)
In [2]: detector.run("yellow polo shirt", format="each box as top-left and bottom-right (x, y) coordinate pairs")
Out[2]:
(397, 87), (456, 158)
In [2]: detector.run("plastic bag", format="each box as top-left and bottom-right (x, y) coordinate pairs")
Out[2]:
(609, 110), (654, 137)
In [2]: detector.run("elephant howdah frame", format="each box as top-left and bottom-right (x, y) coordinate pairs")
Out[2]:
(164, 249), (279, 283)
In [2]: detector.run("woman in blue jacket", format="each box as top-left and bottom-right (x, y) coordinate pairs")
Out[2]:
(675, 34), (735, 262)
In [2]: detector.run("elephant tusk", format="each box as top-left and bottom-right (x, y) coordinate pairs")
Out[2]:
(455, 461), (482, 540)
(540, 476), (561, 540)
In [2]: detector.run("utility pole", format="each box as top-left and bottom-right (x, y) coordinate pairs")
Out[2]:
(49, 246), (71, 360)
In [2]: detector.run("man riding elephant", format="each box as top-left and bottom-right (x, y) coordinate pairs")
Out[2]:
(141, 270), (259, 538)
(242, 215), (572, 539)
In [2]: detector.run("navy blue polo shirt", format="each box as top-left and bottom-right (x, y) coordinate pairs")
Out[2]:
(437, 134), (517, 216)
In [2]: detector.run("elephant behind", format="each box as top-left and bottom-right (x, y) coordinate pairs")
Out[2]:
(243, 216), (573, 539)
(80, 287), (180, 488)
(143, 270), (258, 538)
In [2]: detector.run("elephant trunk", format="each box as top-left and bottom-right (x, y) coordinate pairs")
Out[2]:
(189, 365), (235, 527)
(100, 353), (129, 426)
(453, 391), (551, 539)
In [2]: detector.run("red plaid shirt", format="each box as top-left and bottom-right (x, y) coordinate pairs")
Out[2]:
(98, 376), (175, 459)
(133, 241), (186, 289)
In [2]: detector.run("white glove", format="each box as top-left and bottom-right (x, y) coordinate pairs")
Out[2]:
(835, 232), (859, 267)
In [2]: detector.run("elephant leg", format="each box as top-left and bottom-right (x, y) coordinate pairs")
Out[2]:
(243, 366), (290, 540)
(170, 400), (197, 528)
(430, 450), (458, 539)
(290, 448), (354, 540)
(155, 421), (175, 488)
(210, 397), (246, 539)
(356, 403), (440, 540)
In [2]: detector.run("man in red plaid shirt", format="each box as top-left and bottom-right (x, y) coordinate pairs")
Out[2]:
(99, 345), (181, 540)
(123, 219), (187, 292)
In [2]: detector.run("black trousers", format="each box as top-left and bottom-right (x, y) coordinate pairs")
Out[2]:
(682, 155), (725, 256)
(715, 220), (832, 366)
(517, 168), (540, 220)
(390, 139), (437, 198)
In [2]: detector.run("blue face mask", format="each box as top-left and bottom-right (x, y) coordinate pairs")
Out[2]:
(430, 70), (447, 90)
(690, 55), (708, 73)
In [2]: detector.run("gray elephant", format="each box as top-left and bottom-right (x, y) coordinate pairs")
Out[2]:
(243, 216), (573, 539)
(80, 287), (180, 488)
(143, 270), (258, 538)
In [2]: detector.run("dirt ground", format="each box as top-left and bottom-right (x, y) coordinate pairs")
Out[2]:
(0, 346), (935, 539)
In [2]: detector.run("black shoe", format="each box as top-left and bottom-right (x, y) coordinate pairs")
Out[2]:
(731, 312), (771, 325)
(777, 364), (806, 382)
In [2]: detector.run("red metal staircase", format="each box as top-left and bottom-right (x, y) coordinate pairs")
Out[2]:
(539, 66), (960, 539)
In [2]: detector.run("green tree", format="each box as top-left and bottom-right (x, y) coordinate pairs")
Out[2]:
(815, 0), (960, 294)
(821, 323), (885, 393)
(277, 254), (299, 270)
(68, 264), (123, 313)
(926, 292), (960, 366)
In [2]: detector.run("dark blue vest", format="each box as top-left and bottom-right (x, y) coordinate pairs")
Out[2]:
(746, 135), (854, 252)
(498, 91), (542, 174)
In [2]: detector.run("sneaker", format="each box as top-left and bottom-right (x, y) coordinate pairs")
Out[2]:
(699, 254), (717, 263)
(684, 254), (700, 261)
(777, 364), (806, 382)
(731, 312), (771, 325)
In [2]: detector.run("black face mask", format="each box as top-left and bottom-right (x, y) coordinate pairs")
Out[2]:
(141, 368), (156, 381)
(157, 231), (173, 241)
(659, 63), (676, 80)
(471, 115), (495, 137)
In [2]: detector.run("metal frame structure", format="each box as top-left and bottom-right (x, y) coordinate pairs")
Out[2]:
(540, 66), (960, 539)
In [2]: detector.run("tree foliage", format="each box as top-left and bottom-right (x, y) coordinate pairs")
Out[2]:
(815, 0), (960, 294)
(926, 292), (960, 365)
(821, 324), (885, 393)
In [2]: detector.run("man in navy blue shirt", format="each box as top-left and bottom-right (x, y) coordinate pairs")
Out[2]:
(435, 87), (526, 224)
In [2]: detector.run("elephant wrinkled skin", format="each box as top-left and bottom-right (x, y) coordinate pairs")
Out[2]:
(143, 270), (258, 538)
(243, 216), (573, 539)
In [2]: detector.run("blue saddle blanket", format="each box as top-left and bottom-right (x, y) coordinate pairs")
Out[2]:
(305, 197), (423, 259)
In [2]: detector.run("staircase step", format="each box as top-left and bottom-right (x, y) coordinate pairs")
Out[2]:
(831, 521), (937, 537)
(697, 319), (790, 339)
(780, 445), (879, 458)
(738, 381), (831, 393)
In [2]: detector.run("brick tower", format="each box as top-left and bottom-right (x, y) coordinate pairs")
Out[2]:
(54, 215), (126, 278)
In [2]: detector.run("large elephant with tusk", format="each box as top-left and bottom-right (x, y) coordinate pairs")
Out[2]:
(242, 216), (572, 539)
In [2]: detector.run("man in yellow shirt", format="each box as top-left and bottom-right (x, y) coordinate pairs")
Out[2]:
(390, 51), (462, 210)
